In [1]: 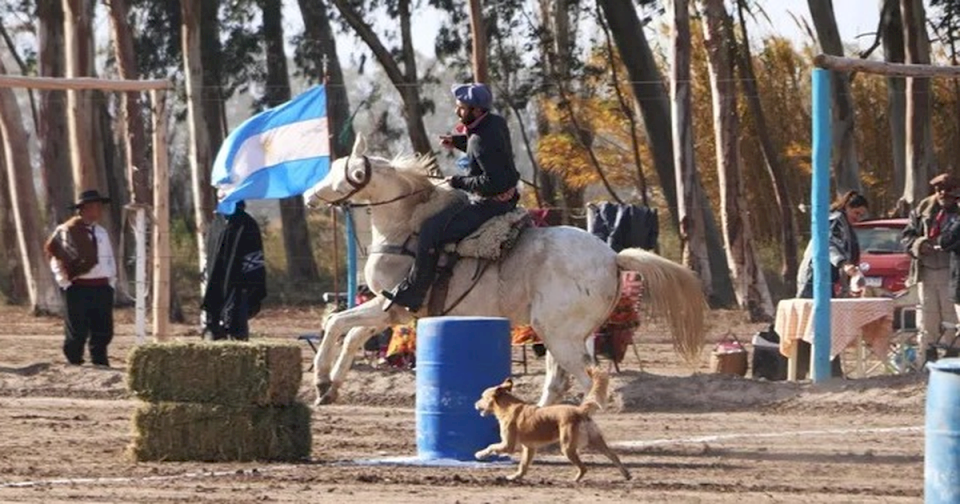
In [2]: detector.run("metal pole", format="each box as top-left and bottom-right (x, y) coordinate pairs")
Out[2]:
(332, 206), (339, 308)
(811, 68), (832, 383)
(346, 207), (357, 308)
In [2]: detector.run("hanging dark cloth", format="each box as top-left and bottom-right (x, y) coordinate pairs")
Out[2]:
(201, 205), (267, 340)
(586, 202), (659, 252)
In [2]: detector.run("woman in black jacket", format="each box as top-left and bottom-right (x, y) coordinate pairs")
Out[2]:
(794, 190), (870, 378)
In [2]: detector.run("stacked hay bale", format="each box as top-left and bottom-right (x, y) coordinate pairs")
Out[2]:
(126, 341), (311, 462)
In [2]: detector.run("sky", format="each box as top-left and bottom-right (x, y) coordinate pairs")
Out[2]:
(278, 0), (887, 63)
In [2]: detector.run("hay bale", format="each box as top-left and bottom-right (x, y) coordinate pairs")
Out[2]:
(130, 402), (312, 462)
(127, 341), (301, 406)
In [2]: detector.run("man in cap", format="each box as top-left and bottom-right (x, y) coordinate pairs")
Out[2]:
(381, 82), (521, 312)
(44, 189), (117, 367)
(903, 173), (960, 360)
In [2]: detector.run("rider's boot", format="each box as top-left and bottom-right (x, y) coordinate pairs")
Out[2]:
(381, 249), (439, 312)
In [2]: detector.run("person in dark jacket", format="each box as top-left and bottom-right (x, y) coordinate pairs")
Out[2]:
(794, 190), (870, 379)
(936, 185), (960, 333)
(201, 201), (267, 341)
(382, 83), (521, 312)
(796, 190), (869, 299)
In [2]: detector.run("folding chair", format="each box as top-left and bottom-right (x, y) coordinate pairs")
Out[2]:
(885, 287), (922, 374)
(927, 321), (960, 363)
(851, 287), (921, 377)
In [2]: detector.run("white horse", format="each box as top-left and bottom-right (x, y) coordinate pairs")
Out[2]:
(304, 134), (707, 407)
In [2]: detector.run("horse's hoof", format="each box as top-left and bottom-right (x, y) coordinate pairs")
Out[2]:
(316, 379), (334, 395)
(317, 390), (339, 405)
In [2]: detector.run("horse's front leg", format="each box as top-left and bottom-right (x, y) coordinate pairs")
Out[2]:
(314, 297), (404, 406)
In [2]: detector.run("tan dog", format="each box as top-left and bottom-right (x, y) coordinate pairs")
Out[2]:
(473, 367), (631, 482)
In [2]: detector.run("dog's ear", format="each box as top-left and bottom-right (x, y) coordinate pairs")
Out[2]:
(498, 377), (514, 392)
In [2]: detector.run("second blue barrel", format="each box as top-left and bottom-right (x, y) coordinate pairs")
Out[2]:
(926, 358), (960, 503)
(415, 316), (511, 461)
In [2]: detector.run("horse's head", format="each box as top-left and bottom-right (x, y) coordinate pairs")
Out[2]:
(304, 134), (375, 208)
(304, 134), (440, 210)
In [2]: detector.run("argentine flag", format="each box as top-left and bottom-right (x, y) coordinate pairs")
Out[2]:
(212, 85), (331, 215)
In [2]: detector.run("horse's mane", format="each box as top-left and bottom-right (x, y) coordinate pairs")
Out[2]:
(380, 152), (464, 223)
(386, 153), (440, 192)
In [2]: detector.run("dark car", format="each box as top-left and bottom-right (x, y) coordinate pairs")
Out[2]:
(852, 218), (911, 295)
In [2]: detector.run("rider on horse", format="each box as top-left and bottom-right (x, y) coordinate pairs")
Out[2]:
(381, 82), (521, 312)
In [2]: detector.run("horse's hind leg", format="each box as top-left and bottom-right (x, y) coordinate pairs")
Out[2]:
(533, 312), (606, 407)
(539, 351), (570, 407)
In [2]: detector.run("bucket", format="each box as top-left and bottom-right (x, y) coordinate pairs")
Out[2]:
(710, 333), (748, 377)
(415, 316), (511, 461)
(926, 358), (960, 503)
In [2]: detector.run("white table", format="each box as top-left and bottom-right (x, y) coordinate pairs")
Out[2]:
(774, 298), (894, 380)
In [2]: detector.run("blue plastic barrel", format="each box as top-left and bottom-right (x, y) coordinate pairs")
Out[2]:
(926, 358), (960, 503)
(415, 316), (511, 461)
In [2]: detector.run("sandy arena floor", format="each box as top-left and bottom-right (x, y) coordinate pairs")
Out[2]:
(0, 305), (925, 503)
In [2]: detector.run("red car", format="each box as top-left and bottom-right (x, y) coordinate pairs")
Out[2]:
(852, 218), (911, 295)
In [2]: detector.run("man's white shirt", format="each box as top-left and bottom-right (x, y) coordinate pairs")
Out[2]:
(49, 224), (117, 289)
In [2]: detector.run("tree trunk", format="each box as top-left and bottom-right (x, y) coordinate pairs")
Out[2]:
(330, 0), (432, 154)
(37, 0), (73, 227)
(261, 0), (320, 283)
(296, 0), (355, 157)
(397, 0), (432, 154)
(96, 98), (135, 304)
(807, 0), (861, 195)
(62, 0), (100, 192)
(702, 0), (774, 320)
(900, 0), (934, 207)
(596, 0), (678, 225)
(106, 0), (150, 205)
(670, 0), (711, 294)
(200, 0), (226, 154)
(0, 132), (27, 304)
(181, 0), (214, 282)
(597, 0), (735, 306)
(735, 0), (798, 290)
(0, 60), (62, 314)
(881, 0), (907, 209)
(468, 0), (489, 82)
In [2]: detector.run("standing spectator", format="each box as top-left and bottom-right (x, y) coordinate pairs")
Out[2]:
(201, 201), (267, 341)
(44, 189), (117, 367)
(903, 173), (960, 360)
(795, 190), (869, 378)
(938, 187), (960, 331)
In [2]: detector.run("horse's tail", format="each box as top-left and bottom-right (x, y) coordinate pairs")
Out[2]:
(577, 366), (609, 416)
(615, 248), (706, 366)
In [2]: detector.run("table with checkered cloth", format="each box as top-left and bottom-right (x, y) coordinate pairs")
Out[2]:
(774, 298), (894, 380)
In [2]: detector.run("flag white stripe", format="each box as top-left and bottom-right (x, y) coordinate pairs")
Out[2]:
(227, 117), (330, 184)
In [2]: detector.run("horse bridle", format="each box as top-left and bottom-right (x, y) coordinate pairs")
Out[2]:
(325, 153), (373, 206)
(315, 153), (445, 209)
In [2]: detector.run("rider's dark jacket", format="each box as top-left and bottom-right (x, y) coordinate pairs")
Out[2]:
(448, 113), (520, 198)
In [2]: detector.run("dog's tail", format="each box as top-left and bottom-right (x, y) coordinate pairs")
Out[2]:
(578, 366), (609, 416)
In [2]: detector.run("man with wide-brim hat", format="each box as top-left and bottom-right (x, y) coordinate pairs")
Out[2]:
(903, 172), (960, 364)
(44, 189), (117, 367)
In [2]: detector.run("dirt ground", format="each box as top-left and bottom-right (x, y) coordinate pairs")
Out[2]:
(0, 304), (925, 503)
